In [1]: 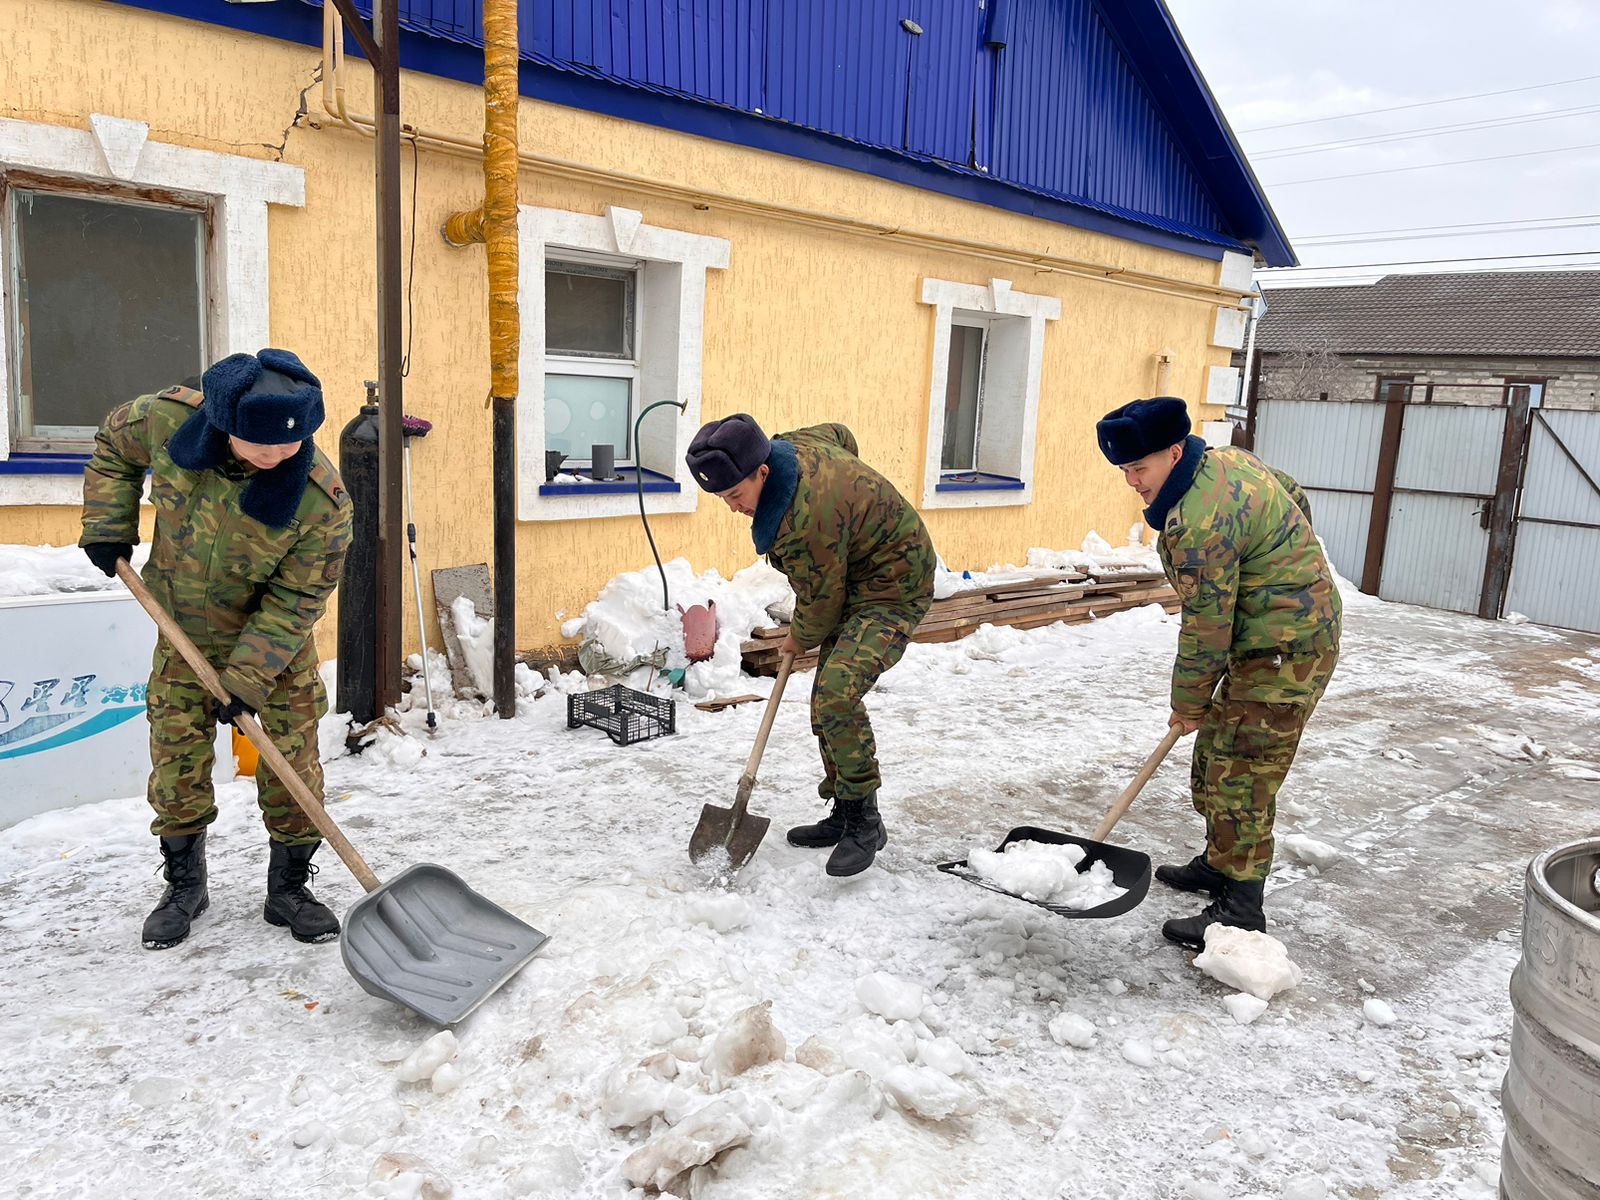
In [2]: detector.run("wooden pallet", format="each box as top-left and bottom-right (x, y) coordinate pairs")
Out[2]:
(740, 574), (1179, 675)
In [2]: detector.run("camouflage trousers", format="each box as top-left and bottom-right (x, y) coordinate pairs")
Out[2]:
(1191, 644), (1339, 881)
(146, 639), (326, 845)
(811, 603), (926, 806)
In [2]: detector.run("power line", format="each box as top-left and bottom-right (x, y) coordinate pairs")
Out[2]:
(1254, 103), (1600, 160)
(1258, 261), (1600, 284)
(1298, 212), (1600, 240)
(1263, 249), (1600, 271)
(1266, 141), (1600, 186)
(1239, 73), (1600, 133)
(1298, 220), (1600, 248)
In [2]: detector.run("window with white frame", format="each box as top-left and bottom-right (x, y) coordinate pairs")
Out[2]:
(544, 258), (639, 469)
(517, 204), (730, 522)
(919, 277), (1060, 509)
(7, 185), (208, 452)
(0, 113), (303, 505)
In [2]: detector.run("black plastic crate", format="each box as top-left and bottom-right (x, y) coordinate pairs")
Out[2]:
(567, 684), (676, 746)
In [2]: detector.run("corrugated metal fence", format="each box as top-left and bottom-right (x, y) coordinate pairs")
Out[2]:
(1257, 390), (1600, 635)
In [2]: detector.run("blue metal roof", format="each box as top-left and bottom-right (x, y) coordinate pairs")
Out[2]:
(107, 0), (1294, 265)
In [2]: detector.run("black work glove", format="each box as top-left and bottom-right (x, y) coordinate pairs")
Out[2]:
(211, 694), (257, 726)
(82, 542), (134, 578)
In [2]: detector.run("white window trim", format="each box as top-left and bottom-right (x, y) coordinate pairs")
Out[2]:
(0, 114), (304, 506)
(919, 277), (1060, 509)
(518, 204), (729, 521)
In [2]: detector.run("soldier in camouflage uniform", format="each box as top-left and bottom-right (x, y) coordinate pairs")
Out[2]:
(1096, 397), (1341, 949)
(687, 414), (935, 876)
(80, 350), (353, 950)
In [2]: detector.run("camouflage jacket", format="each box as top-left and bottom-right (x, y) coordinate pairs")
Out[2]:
(1158, 445), (1342, 717)
(80, 387), (353, 711)
(762, 424), (935, 650)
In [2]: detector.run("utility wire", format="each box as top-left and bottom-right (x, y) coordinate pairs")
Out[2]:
(1266, 141), (1600, 186)
(1254, 103), (1600, 160)
(1263, 249), (1600, 271)
(1298, 220), (1600, 248)
(1298, 212), (1600, 240)
(1239, 73), (1600, 133)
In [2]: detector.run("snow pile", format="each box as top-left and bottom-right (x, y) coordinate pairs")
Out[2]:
(1363, 998), (1398, 1027)
(0, 543), (150, 597)
(1024, 531), (1161, 577)
(855, 973), (927, 1022)
(1048, 1012), (1098, 1049)
(966, 839), (1125, 908)
(558, 557), (792, 698)
(396, 1031), (460, 1092)
(449, 596), (495, 697)
(1280, 832), (1343, 871)
(1192, 926), (1304, 1001)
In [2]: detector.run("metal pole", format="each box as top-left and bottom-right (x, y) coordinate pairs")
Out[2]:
(374, 0), (405, 712)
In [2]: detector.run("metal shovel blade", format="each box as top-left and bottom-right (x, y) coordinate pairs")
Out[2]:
(688, 799), (772, 873)
(937, 825), (1153, 920)
(341, 863), (550, 1026)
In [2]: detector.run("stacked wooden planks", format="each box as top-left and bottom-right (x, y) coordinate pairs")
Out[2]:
(740, 569), (1180, 676)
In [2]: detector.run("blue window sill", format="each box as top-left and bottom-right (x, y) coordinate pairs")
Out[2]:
(935, 471), (1025, 492)
(538, 466), (682, 497)
(0, 452), (91, 476)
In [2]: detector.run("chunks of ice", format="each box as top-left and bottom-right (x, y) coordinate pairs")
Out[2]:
(1193, 926), (1303, 1001)
(966, 840), (1125, 908)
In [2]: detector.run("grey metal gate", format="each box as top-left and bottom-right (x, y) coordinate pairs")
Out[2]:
(1378, 404), (1508, 614)
(1253, 399), (1383, 583)
(1503, 408), (1600, 633)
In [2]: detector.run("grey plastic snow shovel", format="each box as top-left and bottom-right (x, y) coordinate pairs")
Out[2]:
(689, 650), (795, 873)
(118, 562), (548, 1026)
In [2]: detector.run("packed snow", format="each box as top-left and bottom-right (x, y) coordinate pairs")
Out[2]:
(0, 542), (150, 596)
(1192, 925), (1305, 1002)
(966, 838), (1126, 908)
(2, 535), (1597, 1198)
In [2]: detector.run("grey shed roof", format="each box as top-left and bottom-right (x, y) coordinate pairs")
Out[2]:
(1255, 270), (1600, 358)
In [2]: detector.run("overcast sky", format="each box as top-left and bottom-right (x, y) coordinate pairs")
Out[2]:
(1164, 0), (1600, 284)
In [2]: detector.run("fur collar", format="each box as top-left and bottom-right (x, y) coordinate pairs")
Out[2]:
(167, 408), (313, 529)
(1144, 434), (1208, 530)
(752, 439), (800, 555)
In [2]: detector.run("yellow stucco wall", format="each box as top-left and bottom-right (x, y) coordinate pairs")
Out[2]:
(3, 0), (1241, 660)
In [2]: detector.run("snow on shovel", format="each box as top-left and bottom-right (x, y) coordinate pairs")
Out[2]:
(938, 727), (1184, 920)
(689, 651), (795, 875)
(117, 561), (548, 1025)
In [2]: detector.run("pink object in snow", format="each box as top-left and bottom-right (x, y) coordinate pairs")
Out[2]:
(679, 601), (718, 662)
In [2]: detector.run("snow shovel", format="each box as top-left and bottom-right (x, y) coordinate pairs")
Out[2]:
(117, 562), (548, 1026)
(937, 726), (1184, 920)
(688, 650), (795, 872)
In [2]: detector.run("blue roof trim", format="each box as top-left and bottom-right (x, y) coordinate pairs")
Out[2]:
(1093, 1), (1295, 266)
(105, 0), (1278, 264)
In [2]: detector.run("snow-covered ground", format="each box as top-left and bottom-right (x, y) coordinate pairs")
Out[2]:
(3, 563), (1598, 1200)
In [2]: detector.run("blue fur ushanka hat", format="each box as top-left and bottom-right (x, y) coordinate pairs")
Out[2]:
(1095, 396), (1192, 465)
(167, 349), (324, 529)
(199, 348), (324, 444)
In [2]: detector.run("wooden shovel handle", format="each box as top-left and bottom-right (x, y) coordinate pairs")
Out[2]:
(1090, 725), (1185, 843)
(730, 651), (795, 819)
(116, 560), (382, 892)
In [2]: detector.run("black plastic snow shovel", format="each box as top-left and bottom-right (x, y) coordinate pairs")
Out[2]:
(688, 650), (795, 873)
(118, 562), (548, 1026)
(937, 726), (1183, 920)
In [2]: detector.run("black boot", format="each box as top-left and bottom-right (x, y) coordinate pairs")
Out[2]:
(1162, 878), (1266, 950)
(788, 801), (848, 848)
(1155, 853), (1229, 897)
(825, 796), (888, 877)
(142, 832), (210, 950)
(263, 841), (341, 943)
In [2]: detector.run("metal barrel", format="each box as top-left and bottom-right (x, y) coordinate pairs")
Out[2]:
(1500, 838), (1600, 1200)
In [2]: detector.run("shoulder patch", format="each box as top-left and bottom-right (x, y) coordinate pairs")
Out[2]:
(309, 450), (348, 504)
(156, 385), (204, 408)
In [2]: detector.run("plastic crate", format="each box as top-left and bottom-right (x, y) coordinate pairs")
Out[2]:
(566, 684), (676, 746)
